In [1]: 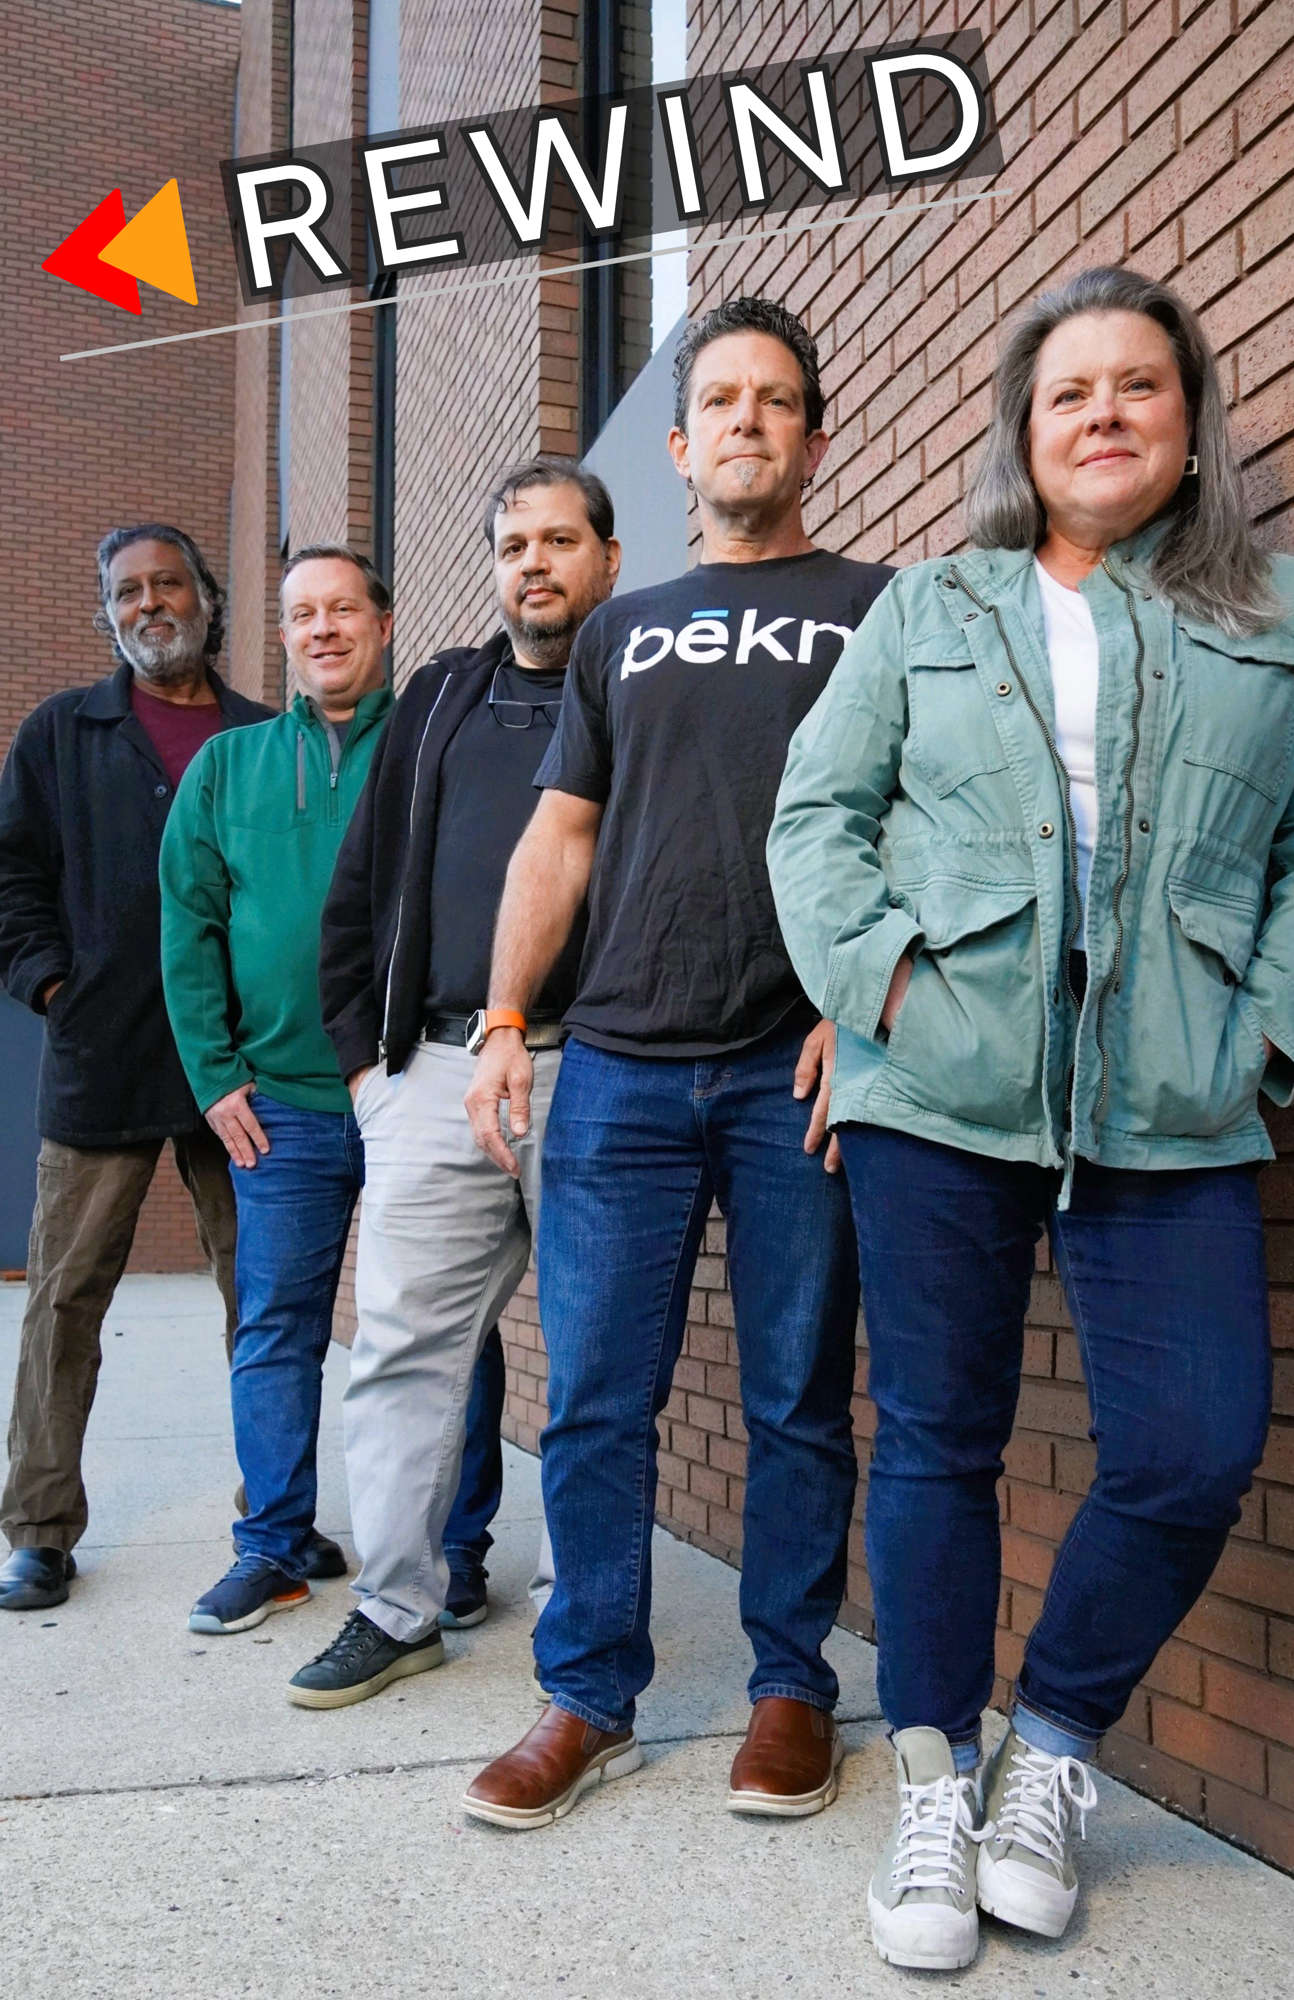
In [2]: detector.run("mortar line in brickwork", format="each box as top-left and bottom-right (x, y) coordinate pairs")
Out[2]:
(60, 189), (1009, 362)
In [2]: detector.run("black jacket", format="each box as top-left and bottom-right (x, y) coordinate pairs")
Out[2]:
(320, 633), (508, 1081)
(0, 661), (272, 1145)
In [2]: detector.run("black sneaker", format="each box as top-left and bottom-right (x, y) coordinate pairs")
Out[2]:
(287, 1606), (445, 1708)
(301, 1531), (348, 1580)
(189, 1555), (311, 1634)
(440, 1562), (489, 1628)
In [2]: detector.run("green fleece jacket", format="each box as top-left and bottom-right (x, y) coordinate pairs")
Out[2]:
(159, 686), (392, 1115)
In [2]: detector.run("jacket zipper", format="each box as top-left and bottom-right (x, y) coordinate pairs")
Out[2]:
(1090, 559), (1148, 1125)
(380, 673), (449, 1058)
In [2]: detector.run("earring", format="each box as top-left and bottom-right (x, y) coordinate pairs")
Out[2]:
(1184, 454), (1199, 475)
(801, 476), (814, 493)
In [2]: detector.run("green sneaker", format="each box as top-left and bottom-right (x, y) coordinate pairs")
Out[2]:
(976, 1726), (1098, 1938)
(867, 1727), (985, 1971)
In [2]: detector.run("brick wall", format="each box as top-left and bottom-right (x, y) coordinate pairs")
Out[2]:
(1, 0), (241, 1274)
(498, 0), (1294, 1870)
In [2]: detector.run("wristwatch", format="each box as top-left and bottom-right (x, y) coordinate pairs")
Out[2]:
(465, 1007), (527, 1054)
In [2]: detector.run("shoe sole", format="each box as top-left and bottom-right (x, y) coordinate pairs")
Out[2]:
(439, 1603), (489, 1629)
(726, 1730), (843, 1817)
(867, 1886), (978, 1971)
(189, 1583), (311, 1635)
(286, 1637), (446, 1709)
(460, 1735), (643, 1829)
(977, 1850), (1076, 1938)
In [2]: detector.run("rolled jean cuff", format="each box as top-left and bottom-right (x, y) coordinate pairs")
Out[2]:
(750, 1681), (835, 1715)
(1011, 1694), (1100, 1764)
(550, 1692), (634, 1736)
(949, 1732), (982, 1774)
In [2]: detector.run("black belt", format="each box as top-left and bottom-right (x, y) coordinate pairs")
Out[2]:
(421, 1012), (565, 1051)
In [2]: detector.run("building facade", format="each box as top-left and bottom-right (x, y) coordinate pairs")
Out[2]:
(0, 0), (242, 1271)
(223, 0), (1293, 1867)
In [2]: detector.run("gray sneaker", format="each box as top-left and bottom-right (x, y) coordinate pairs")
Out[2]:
(976, 1726), (1098, 1938)
(867, 1727), (985, 1971)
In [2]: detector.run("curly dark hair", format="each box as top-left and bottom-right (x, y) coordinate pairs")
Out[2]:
(94, 523), (226, 663)
(672, 297), (824, 435)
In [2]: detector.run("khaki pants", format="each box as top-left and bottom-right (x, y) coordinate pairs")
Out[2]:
(1, 1129), (238, 1552)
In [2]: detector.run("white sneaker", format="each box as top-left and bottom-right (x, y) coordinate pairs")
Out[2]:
(976, 1726), (1098, 1938)
(867, 1727), (988, 1971)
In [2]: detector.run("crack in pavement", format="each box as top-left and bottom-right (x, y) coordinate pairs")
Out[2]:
(1, 1712), (884, 1807)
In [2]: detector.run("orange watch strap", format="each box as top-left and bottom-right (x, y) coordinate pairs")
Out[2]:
(483, 1008), (527, 1038)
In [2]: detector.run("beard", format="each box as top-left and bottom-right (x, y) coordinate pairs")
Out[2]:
(501, 595), (582, 670)
(114, 608), (210, 684)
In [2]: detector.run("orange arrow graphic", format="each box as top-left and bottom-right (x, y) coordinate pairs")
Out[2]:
(101, 179), (197, 305)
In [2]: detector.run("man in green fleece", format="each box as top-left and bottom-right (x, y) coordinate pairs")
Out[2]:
(160, 544), (393, 1634)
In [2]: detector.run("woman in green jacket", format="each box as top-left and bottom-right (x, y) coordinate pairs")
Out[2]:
(768, 267), (1294, 1973)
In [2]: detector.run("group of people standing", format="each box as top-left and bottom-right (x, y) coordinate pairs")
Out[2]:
(1, 272), (1289, 1974)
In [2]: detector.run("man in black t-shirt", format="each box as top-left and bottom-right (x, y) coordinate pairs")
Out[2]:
(293, 459), (621, 1709)
(463, 299), (894, 1830)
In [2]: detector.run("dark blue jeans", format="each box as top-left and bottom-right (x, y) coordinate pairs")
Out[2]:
(534, 1026), (860, 1734)
(229, 1092), (504, 1576)
(836, 1124), (1271, 1767)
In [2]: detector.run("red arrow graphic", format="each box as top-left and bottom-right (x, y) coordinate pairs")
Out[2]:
(43, 190), (143, 313)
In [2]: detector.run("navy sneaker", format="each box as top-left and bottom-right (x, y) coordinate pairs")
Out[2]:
(287, 1607), (445, 1708)
(189, 1555), (311, 1634)
(440, 1562), (489, 1628)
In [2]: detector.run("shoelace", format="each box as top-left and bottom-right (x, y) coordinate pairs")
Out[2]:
(890, 1774), (989, 1892)
(305, 1608), (376, 1669)
(996, 1744), (1099, 1866)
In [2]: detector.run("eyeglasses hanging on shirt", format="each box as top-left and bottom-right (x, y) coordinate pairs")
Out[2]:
(487, 662), (562, 730)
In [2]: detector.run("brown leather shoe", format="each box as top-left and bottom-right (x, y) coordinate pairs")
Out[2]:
(462, 1703), (642, 1829)
(727, 1695), (842, 1816)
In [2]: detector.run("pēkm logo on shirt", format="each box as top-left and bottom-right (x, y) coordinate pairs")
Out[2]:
(619, 607), (854, 679)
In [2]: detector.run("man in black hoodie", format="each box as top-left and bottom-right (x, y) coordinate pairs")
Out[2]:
(290, 458), (619, 1708)
(0, 525), (272, 1611)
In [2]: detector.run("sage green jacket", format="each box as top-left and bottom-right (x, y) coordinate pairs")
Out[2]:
(768, 529), (1294, 1187)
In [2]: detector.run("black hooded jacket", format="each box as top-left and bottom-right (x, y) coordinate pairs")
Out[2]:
(0, 661), (272, 1144)
(320, 634), (510, 1081)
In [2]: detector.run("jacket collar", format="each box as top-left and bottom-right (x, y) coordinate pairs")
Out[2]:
(290, 682), (394, 729)
(77, 658), (240, 721)
(941, 518), (1174, 604)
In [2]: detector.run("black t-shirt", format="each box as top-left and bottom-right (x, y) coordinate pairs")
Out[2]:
(426, 657), (585, 1018)
(536, 548), (894, 1055)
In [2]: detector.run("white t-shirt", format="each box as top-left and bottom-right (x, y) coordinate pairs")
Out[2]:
(1034, 558), (1100, 942)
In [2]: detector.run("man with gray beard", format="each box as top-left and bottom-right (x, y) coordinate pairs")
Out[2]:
(0, 525), (271, 1610)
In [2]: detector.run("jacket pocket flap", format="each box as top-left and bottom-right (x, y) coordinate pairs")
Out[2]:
(905, 631), (977, 669)
(1178, 615), (1294, 671)
(901, 877), (1037, 951)
(1167, 878), (1258, 979)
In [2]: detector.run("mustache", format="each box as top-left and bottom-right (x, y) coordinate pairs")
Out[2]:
(516, 579), (565, 604)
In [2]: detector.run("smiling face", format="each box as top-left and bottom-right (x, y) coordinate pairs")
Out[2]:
(106, 537), (210, 683)
(1028, 309), (1191, 553)
(279, 557), (392, 718)
(491, 480), (620, 670)
(668, 329), (828, 529)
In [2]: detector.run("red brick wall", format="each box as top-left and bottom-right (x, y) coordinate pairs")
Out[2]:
(1, 0), (241, 1274)
(497, 0), (1294, 1870)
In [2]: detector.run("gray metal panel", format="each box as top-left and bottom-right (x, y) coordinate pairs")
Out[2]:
(0, 991), (42, 1270)
(584, 316), (690, 595)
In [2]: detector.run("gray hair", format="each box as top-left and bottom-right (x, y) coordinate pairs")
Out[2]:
(673, 297), (825, 435)
(964, 266), (1280, 637)
(94, 523), (224, 661)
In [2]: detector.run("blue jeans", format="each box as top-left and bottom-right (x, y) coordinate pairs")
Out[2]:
(229, 1092), (505, 1577)
(443, 1325), (505, 1573)
(836, 1124), (1271, 1767)
(534, 1025), (860, 1734)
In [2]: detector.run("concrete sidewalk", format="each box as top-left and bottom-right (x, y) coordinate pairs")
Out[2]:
(1, 1275), (1290, 1999)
